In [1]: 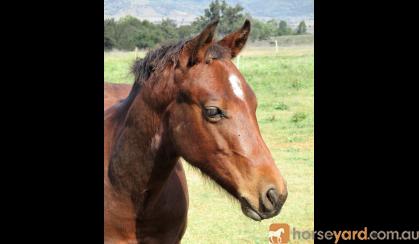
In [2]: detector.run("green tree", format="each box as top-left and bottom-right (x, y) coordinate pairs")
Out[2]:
(134, 29), (162, 49)
(278, 20), (292, 36)
(104, 35), (114, 50)
(266, 19), (280, 36)
(104, 18), (119, 50)
(133, 20), (164, 49)
(249, 18), (263, 41)
(296, 21), (307, 35)
(192, 0), (245, 37)
(247, 18), (282, 41)
(116, 16), (146, 50)
(177, 25), (194, 40)
(104, 19), (114, 50)
(220, 3), (245, 35)
(160, 18), (178, 41)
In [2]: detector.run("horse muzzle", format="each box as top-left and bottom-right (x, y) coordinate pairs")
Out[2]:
(239, 187), (287, 221)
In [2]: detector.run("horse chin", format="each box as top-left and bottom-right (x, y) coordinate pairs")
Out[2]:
(241, 205), (262, 221)
(239, 197), (262, 221)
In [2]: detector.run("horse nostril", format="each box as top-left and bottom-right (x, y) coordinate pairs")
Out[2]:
(259, 187), (287, 218)
(266, 188), (279, 206)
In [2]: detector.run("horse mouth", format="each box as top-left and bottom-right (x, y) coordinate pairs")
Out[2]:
(239, 196), (282, 221)
(239, 197), (262, 221)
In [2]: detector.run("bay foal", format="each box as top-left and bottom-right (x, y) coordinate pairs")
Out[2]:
(104, 20), (288, 243)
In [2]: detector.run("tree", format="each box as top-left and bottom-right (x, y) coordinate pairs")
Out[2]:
(192, 0), (245, 37)
(115, 16), (146, 50)
(134, 30), (162, 49)
(249, 18), (264, 41)
(278, 20), (292, 36)
(177, 25), (194, 40)
(296, 21), (307, 35)
(160, 18), (179, 41)
(104, 19), (118, 50)
(266, 19), (280, 36)
(104, 35), (114, 50)
(132, 20), (164, 49)
(220, 2), (245, 35)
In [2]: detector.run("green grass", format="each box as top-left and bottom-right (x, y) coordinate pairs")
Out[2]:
(105, 45), (314, 243)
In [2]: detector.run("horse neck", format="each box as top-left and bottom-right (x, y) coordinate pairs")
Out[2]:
(107, 83), (179, 211)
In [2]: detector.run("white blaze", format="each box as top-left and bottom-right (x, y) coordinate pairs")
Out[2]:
(229, 74), (244, 100)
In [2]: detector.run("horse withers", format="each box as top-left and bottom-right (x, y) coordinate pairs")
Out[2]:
(104, 19), (288, 243)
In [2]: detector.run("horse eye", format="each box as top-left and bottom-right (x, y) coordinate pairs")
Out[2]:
(204, 106), (224, 121)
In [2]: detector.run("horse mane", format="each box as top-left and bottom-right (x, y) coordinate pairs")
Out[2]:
(131, 40), (186, 87)
(130, 39), (229, 90)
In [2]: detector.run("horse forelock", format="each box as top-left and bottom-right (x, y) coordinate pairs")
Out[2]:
(131, 41), (185, 86)
(130, 40), (230, 92)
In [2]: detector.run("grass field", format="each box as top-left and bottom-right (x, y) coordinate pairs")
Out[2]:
(105, 43), (314, 243)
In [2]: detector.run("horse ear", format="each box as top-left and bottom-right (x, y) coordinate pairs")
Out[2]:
(179, 19), (219, 67)
(217, 19), (251, 58)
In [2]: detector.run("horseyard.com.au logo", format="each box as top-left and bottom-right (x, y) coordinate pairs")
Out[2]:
(269, 223), (290, 244)
(268, 223), (419, 243)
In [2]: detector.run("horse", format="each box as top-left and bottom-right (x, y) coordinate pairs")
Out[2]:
(269, 228), (285, 244)
(104, 83), (131, 110)
(104, 19), (288, 243)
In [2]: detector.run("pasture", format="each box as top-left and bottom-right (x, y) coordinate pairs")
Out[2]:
(104, 42), (314, 243)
